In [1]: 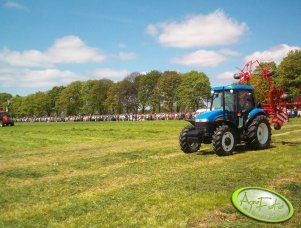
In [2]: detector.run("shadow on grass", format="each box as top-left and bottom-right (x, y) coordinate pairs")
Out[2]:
(273, 141), (301, 146)
(196, 149), (215, 156)
(195, 144), (249, 156)
(233, 144), (281, 155)
(195, 144), (285, 156)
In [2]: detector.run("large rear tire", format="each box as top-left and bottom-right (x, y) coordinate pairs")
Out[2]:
(212, 125), (236, 156)
(179, 125), (201, 153)
(247, 115), (271, 150)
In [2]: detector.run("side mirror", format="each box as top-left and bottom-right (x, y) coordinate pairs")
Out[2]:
(233, 73), (242, 79)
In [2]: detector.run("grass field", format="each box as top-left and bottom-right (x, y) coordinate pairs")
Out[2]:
(0, 119), (301, 227)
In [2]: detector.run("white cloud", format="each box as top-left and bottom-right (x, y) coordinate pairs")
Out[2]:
(219, 49), (241, 57)
(0, 48), (49, 67)
(217, 71), (236, 80)
(91, 68), (130, 81)
(0, 66), (132, 90)
(0, 35), (135, 93)
(0, 36), (106, 67)
(0, 67), (82, 88)
(213, 71), (237, 85)
(244, 44), (300, 64)
(171, 48), (239, 67)
(4, 1), (27, 10)
(146, 10), (248, 48)
(48, 36), (106, 64)
(117, 52), (136, 61)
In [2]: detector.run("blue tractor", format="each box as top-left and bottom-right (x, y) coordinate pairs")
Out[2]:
(179, 85), (271, 156)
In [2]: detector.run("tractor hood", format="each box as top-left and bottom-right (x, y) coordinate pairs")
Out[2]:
(195, 110), (223, 122)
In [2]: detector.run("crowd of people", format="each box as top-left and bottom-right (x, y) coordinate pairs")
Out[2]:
(287, 108), (301, 118)
(13, 108), (301, 123)
(14, 112), (196, 123)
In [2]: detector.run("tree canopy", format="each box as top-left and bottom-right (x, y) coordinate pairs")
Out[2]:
(3, 51), (301, 117)
(277, 50), (301, 100)
(5, 71), (211, 117)
(176, 71), (211, 111)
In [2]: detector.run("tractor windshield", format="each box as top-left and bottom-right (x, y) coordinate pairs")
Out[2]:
(211, 89), (255, 112)
(211, 91), (223, 110)
(211, 90), (235, 111)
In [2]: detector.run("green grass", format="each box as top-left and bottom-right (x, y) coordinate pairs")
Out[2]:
(0, 119), (301, 227)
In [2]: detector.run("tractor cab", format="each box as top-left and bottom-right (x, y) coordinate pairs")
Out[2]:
(207, 85), (256, 128)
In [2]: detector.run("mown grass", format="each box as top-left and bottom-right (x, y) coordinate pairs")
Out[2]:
(0, 119), (300, 227)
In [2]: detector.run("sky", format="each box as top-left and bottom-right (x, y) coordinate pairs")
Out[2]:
(0, 0), (301, 96)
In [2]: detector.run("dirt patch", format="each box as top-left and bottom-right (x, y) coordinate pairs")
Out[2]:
(189, 206), (240, 227)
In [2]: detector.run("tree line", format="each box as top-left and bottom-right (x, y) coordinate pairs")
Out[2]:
(1, 50), (300, 117)
(1, 70), (211, 117)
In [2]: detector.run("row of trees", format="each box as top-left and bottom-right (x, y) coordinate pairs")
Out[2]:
(1, 50), (300, 117)
(1, 71), (211, 117)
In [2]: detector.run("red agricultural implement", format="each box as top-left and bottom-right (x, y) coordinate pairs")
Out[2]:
(0, 109), (14, 127)
(233, 60), (292, 130)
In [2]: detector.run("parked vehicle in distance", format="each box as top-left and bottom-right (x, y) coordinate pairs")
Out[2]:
(0, 110), (14, 127)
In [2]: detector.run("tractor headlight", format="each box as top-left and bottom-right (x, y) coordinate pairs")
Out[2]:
(196, 118), (209, 122)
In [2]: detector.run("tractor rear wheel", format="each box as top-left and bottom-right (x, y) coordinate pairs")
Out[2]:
(212, 125), (236, 156)
(247, 115), (271, 150)
(179, 125), (201, 153)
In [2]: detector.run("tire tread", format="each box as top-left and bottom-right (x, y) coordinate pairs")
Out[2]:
(179, 125), (200, 153)
(246, 115), (271, 150)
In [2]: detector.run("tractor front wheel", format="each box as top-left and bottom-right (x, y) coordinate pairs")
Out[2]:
(212, 125), (236, 156)
(247, 115), (271, 150)
(179, 125), (201, 153)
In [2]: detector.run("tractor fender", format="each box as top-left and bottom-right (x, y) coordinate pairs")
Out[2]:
(185, 119), (195, 125)
(245, 108), (266, 126)
(221, 120), (237, 130)
(213, 118), (241, 144)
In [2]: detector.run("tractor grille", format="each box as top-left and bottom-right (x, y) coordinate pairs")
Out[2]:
(195, 122), (215, 134)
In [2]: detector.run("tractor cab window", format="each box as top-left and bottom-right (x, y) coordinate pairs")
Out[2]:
(224, 90), (235, 112)
(211, 91), (223, 110)
(238, 90), (254, 111)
